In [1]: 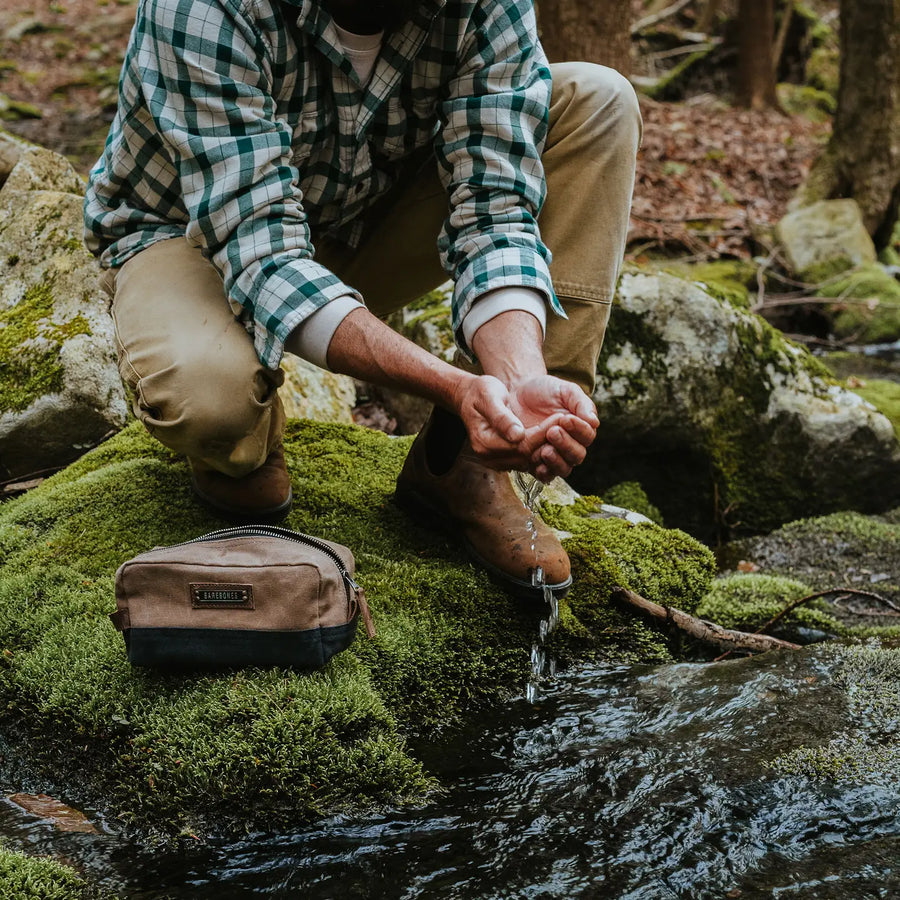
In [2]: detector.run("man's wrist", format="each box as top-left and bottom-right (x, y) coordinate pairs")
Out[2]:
(471, 309), (547, 387)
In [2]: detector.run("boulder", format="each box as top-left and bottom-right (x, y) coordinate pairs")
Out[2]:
(279, 355), (357, 424)
(0, 420), (715, 836)
(570, 271), (900, 539)
(776, 199), (877, 281)
(0, 133), (128, 478)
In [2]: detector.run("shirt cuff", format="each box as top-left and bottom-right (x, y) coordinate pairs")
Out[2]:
(284, 294), (365, 370)
(461, 287), (547, 349)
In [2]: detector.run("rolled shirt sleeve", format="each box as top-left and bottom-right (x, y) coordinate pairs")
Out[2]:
(435, 0), (566, 361)
(139, 0), (361, 369)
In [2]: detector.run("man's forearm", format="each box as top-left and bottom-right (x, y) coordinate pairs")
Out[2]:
(322, 307), (476, 414)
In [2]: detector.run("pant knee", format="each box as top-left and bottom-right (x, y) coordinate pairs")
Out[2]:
(549, 62), (643, 151)
(134, 357), (282, 470)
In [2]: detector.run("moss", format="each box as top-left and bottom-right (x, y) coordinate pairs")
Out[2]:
(0, 421), (716, 835)
(849, 378), (900, 440)
(769, 645), (900, 785)
(776, 83), (836, 123)
(601, 481), (664, 526)
(817, 264), (900, 343)
(640, 48), (715, 102)
(662, 260), (756, 310)
(702, 314), (838, 534)
(0, 280), (91, 413)
(696, 573), (840, 635)
(0, 846), (100, 899)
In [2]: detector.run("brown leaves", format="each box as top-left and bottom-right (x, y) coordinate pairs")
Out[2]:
(630, 96), (830, 258)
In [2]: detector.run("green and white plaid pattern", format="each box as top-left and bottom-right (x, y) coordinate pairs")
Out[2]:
(84, 0), (562, 367)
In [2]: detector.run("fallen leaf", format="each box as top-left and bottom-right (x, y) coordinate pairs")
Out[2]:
(7, 793), (98, 833)
(737, 560), (760, 573)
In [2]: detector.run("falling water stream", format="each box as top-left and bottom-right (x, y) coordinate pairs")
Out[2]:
(513, 472), (559, 703)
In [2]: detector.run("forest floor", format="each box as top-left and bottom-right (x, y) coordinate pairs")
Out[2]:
(0, 0), (831, 264)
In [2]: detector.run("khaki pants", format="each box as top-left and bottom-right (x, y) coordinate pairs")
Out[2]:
(108, 62), (641, 477)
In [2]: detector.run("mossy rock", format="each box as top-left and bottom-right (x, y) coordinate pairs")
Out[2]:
(0, 846), (104, 900)
(0, 135), (127, 478)
(0, 420), (716, 836)
(721, 510), (900, 633)
(769, 645), (900, 785)
(849, 379), (900, 441)
(819, 264), (900, 344)
(661, 259), (756, 310)
(574, 272), (900, 540)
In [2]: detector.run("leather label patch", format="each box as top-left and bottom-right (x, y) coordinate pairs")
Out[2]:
(190, 583), (254, 609)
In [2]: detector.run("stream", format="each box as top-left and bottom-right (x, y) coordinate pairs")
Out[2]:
(2, 646), (898, 898)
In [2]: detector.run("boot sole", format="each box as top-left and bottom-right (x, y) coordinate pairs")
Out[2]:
(191, 477), (293, 526)
(394, 482), (572, 604)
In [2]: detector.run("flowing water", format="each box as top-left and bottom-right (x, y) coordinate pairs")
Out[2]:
(2, 647), (897, 898)
(513, 472), (559, 704)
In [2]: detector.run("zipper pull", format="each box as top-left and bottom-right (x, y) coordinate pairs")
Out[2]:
(345, 574), (375, 638)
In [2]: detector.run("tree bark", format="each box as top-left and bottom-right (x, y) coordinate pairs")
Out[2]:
(736, 0), (779, 108)
(797, 0), (900, 247)
(537, 0), (632, 75)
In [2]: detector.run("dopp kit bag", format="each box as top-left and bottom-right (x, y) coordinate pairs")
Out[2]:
(111, 525), (375, 669)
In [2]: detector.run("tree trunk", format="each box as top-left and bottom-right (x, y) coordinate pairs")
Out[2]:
(797, 0), (900, 247)
(537, 0), (632, 75)
(736, 0), (779, 108)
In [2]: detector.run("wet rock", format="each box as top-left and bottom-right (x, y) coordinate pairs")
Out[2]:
(776, 199), (877, 280)
(0, 420), (715, 836)
(0, 131), (128, 479)
(571, 271), (900, 539)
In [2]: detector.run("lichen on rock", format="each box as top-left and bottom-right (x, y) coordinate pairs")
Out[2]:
(0, 131), (127, 478)
(0, 419), (716, 836)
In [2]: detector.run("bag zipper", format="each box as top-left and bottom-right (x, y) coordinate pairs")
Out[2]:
(158, 524), (375, 637)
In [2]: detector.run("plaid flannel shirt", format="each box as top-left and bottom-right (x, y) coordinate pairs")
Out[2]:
(83, 0), (563, 368)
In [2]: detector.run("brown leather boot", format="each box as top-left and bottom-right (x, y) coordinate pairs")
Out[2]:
(190, 446), (293, 524)
(395, 409), (572, 600)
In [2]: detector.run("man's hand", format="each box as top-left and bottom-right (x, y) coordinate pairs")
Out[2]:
(508, 375), (598, 481)
(471, 310), (599, 481)
(451, 373), (596, 480)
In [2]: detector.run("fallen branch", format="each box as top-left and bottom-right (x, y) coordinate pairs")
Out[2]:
(613, 587), (801, 655)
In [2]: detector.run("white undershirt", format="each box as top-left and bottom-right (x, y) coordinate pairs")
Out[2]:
(333, 22), (383, 86)
(286, 23), (548, 370)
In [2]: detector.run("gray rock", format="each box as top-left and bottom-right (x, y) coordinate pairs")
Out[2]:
(0, 143), (128, 478)
(572, 271), (900, 539)
(776, 199), (876, 278)
(280, 355), (357, 424)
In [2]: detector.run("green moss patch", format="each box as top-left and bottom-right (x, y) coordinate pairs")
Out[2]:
(601, 481), (664, 526)
(0, 847), (100, 900)
(821, 264), (900, 343)
(696, 573), (839, 635)
(0, 280), (91, 413)
(0, 421), (715, 835)
(662, 259), (756, 310)
(850, 378), (900, 440)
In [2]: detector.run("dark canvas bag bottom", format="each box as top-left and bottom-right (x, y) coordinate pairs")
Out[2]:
(124, 621), (358, 669)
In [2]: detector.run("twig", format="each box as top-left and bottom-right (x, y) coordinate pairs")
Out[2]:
(613, 587), (801, 655)
(632, 0), (695, 35)
(772, 1), (795, 76)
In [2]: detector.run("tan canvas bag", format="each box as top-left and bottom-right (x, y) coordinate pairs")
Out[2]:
(111, 525), (375, 669)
